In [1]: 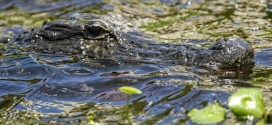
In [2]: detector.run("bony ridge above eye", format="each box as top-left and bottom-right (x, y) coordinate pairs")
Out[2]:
(83, 21), (110, 40)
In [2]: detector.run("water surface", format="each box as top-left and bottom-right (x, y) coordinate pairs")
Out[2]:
(0, 0), (272, 124)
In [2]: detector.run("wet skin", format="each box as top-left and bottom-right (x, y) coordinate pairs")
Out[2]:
(10, 13), (254, 68)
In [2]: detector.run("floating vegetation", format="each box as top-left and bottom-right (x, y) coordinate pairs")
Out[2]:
(228, 88), (264, 119)
(188, 104), (226, 124)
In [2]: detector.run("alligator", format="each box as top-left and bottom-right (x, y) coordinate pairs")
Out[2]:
(9, 13), (254, 68)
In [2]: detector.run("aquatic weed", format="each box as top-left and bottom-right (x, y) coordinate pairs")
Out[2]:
(119, 86), (142, 125)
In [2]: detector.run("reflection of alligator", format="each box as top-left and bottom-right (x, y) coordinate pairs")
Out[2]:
(10, 13), (254, 68)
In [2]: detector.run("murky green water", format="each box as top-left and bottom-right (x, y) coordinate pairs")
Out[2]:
(0, 0), (272, 124)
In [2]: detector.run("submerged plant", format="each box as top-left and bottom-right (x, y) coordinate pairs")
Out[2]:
(119, 86), (142, 125)
(88, 111), (99, 125)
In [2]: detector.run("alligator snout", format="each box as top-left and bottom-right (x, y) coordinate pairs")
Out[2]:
(209, 37), (254, 67)
(169, 37), (254, 68)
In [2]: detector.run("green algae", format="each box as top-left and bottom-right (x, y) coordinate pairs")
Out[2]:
(140, 10), (200, 31)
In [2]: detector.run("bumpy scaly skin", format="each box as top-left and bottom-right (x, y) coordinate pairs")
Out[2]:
(11, 13), (254, 68)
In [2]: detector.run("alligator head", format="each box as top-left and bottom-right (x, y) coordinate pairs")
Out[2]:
(11, 13), (254, 68)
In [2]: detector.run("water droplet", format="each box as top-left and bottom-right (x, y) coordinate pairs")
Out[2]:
(82, 51), (86, 55)
(251, 27), (260, 31)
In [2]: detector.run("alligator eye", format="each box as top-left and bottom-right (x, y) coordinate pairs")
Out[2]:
(84, 21), (109, 39)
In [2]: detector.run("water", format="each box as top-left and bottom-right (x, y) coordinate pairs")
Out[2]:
(0, 0), (272, 124)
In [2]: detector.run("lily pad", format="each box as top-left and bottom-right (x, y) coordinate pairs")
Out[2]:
(119, 86), (142, 95)
(228, 88), (264, 118)
(188, 104), (226, 124)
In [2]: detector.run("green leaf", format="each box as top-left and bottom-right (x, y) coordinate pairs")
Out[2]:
(188, 104), (226, 124)
(119, 86), (142, 95)
(228, 88), (264, 118)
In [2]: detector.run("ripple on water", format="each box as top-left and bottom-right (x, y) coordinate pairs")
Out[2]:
(255, 48), (272, 67)
(1, 0), (271, 124)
